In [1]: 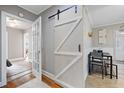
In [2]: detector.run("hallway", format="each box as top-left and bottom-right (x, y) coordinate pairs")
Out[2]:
(7, 60), (32, 81)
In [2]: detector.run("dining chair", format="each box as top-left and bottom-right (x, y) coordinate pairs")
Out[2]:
(105, 61), (118, 79)
(90, 50), (106, 79)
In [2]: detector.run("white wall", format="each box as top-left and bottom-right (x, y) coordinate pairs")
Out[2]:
(92, 23), (124, 60)
(82, 6), (92, 86)
(7, 27), (24, 60)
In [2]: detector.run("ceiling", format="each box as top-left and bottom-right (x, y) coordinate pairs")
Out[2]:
(86, 5), (124, 27)
(18, 5), (52, 15)
(17, 5), (124, 28)
(6, 16), (32, 30)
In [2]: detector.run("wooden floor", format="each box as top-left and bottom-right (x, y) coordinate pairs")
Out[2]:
(2, 73), (35, 88)
(42, 75), (62, 88)
(86, 61), (124, 88)
(3, 61), (124, 88)
(1, 73), (62, 88)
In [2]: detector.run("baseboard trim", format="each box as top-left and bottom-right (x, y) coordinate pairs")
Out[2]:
(42, 70), (55, 80)
(9, 57), (25, 62)
(42, 70), (73, 88)
(54, 78), (74, 88)
(84, 72), (88, 87)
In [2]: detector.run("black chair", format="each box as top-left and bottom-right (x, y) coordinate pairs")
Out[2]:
(105, 62), (118, 79)
(6, 59), (12, 67)
(89, 50), (106, 79)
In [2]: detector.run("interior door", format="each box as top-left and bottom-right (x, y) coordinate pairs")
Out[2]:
(54, 6), (83, 87)
(32, 16), (42, 80)
(115, 31), (124, 61)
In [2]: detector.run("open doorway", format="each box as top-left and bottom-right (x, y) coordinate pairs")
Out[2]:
(115, 30), (124, 62)
(1, 11), (42, 87)
(6, 16), (33, 81)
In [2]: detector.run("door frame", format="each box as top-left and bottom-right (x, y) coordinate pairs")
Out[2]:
(32, 16), (42, 80)
(113, 30), (116, 61)
(114, 30), (124, 61)
(114, 30), (118, 61)
(0, 11), (33, 87)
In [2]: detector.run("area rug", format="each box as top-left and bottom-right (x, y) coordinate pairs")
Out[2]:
(18, 78), (50, 88)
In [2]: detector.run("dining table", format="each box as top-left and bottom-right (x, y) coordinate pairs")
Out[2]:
(88, 52), (113, 79)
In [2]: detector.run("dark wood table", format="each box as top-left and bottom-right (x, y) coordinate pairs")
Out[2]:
(88, 52), (113, 79)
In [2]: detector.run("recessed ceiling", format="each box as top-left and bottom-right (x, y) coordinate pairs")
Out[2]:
(6, 16), (32, 30)
(86, 5), (124, 27)
(18, 5), (52, 15)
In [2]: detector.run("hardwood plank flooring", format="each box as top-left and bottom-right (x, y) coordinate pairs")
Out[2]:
(2, 73), (35, 88)
(1, 73), (62, 88)
(42, 75), (62, 88)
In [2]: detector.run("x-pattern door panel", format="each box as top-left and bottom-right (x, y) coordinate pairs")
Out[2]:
(54, 6), (83, 87)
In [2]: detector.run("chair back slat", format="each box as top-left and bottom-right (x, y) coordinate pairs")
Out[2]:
(91, 50), (103, 60)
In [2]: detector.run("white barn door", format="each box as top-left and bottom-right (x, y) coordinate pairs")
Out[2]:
(32, 16), (42, 80)
(54, 6), (83, 87)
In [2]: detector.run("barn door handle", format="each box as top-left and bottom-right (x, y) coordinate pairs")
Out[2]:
(78, 44), (81, 52)
(75, 5), (77, 13)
